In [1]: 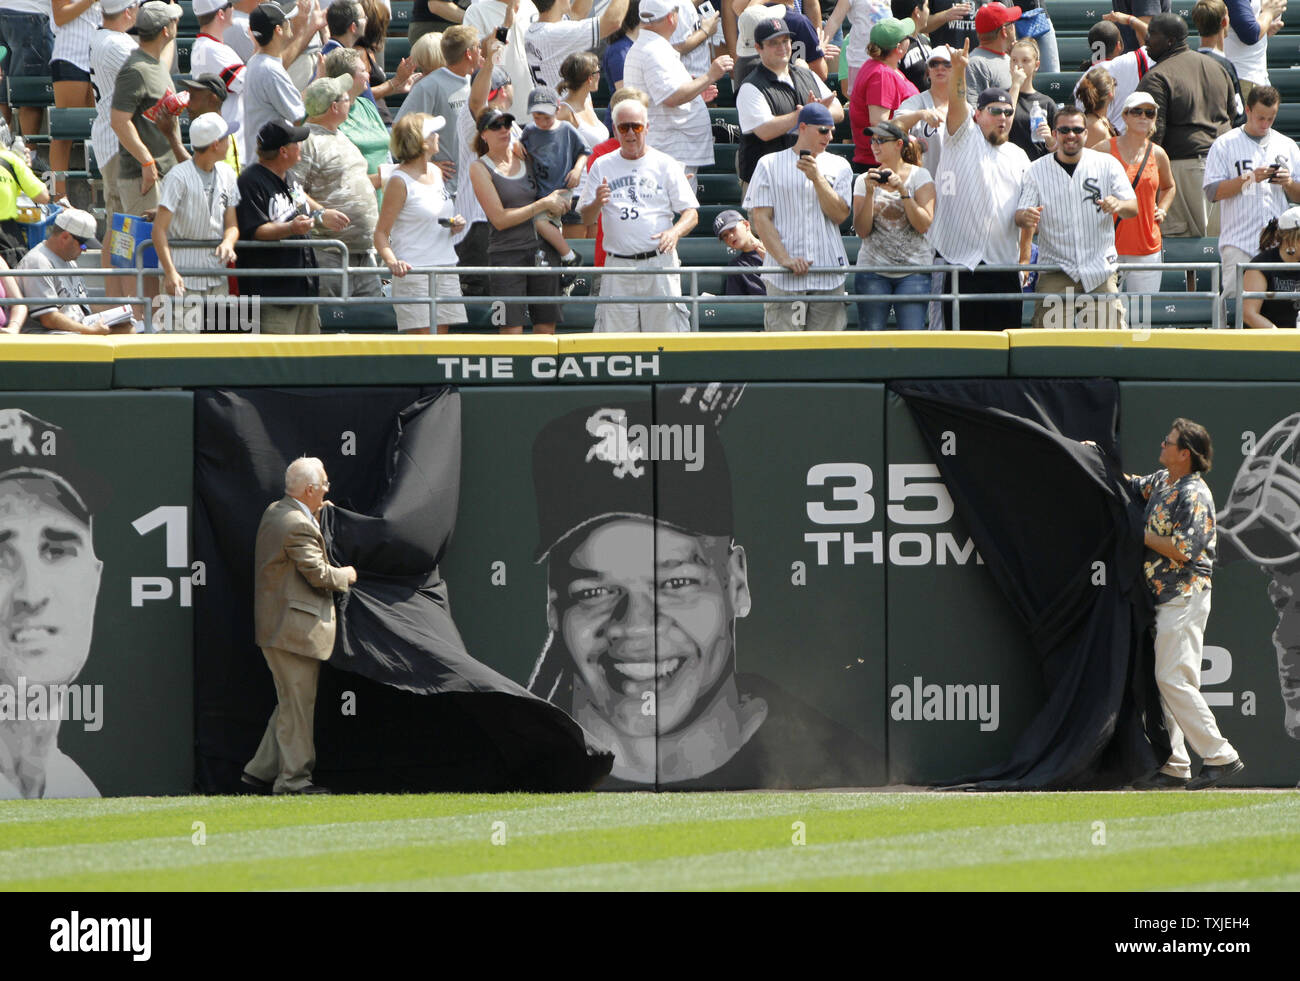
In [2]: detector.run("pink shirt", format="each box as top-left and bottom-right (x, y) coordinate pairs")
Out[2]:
(850, 59), (918, 165)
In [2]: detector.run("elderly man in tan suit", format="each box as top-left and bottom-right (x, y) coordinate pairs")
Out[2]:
(242, 456), (357, 795)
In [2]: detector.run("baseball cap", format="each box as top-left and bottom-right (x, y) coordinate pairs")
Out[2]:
(977, 87), (1013, 109)
(101, 0), (139, 15)
(189, 112), (238, 149)
(638, 0), (676, 21)
(54, 208), (97, 240)
(798, 103), (834, 127)
(422, 115), (446, 139)
(257, 118), (310, 150)
(488, 66), (512, 100)
(1121, 91), (1157, 112)
(181, 74), (229, 100)
(713, 209), (745, 238)
(754, 17), (793, 43)
(867, 120), (907, 142)
(303, 74), (353, 116)
(974, 2), (1022, 34)
(192, 0), (231, 15)
(528, 85), (559, 115)
(127, 0), (182, 34)
(869, 17), (915, 49)
(250, 2), (286, 43)
(1279, 206), (1300, 231)
(927, 44), (953, 64)
(477, 108), (516, 131)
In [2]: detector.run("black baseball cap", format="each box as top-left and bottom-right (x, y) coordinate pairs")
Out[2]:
(754, 17), (792, 44)
(257, 118), (310, 150)
(249, 2), (286, 43)
(476, 107), (516, 131)
(181, 73), (228, 100)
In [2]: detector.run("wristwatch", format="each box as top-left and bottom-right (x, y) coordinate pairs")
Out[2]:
(310, 209), (324, 226)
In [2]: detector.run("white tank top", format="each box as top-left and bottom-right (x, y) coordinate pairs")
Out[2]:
(388, 167), (459, 267)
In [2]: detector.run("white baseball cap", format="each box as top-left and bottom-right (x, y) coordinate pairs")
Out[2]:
(101, 0), (140, 14)
(1121, 91), (1157, 112)
(639, 0), (676, 21)
(1279, 206), (1300, 231)
(189, 112), (239, 149)
(422, 115), (446, 139)
(193, 0), (231, 15)
(54, 208), (97, 240)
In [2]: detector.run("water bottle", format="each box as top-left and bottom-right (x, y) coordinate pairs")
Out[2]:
(1029, 102), (1047, 145)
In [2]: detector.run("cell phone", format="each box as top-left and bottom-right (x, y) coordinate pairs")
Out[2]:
(799, 149), (811, 158)
(873, 168), (893, 183)
(495, 26), (508, 43)
(437, 217), (455, 227)
(698, 0), (715, 14)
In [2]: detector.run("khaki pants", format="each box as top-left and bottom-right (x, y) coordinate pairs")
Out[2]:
(763, 281), (847, 331)
(1032, 270), (1126, 329)
(258, 303), (321, 335)
(1165, 157), (1219, 238)
(245, 645), (322, 793)
(117, 164), (162, 218)
(1153, 591), (1239, 779)
(594, 252), (690, 332)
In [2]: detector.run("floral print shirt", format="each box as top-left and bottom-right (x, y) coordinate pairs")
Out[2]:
(1129, 469), (1216, 602)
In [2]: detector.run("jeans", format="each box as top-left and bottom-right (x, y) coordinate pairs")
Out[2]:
(855, 271), (930, 331)
(1035, 21), (1061, 73)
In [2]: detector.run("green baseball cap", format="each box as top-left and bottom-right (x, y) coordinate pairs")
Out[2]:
(870, 17), (915, 49)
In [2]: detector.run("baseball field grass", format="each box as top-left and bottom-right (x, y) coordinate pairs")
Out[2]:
(2, 790), (1297, 891)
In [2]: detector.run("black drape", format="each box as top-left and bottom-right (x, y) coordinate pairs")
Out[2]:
(193, 387), (612, 793)
(893, 379), (1168, 789)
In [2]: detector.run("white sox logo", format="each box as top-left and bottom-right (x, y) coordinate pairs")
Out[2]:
(1082, 176), (1102, 206)
(585, 408), (645, 479)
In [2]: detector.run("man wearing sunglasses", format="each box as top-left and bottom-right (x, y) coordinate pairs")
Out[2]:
(1015, 104), (1136, 328)
(19, 210), (129, 335)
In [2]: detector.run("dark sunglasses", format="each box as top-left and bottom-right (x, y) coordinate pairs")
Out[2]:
(484, 119), (511, 130)
(815, 126), (832, 135)
(1056, 125), (1086, 134)
(69, 232), (90, 246)
(984, 106), (1014, 117)
(869, 136), (898, 144)
(927, 58), (950, 67)
(616, 121), (645, 134)
(1125, 107), (1157, 118)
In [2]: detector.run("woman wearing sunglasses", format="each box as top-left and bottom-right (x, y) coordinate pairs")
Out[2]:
(853, 120), (935, 330)
(468, 107), (572, 334)
(1109, 91), (1175, 317)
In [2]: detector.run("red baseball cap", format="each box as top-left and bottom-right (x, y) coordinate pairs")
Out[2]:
(974, 2), (1021, 33)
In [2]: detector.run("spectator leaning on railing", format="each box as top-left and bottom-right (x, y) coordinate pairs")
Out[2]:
(294, 74), (384, 298)
(744, 102), (853, 331)
(578, 97), (699, 332)
(152, 112), (241, 303)
(1241, 205), (1300, 328)
(374, 113), (469, 334)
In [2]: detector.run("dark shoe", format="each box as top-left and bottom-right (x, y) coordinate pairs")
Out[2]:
(277, 784), (331, 795)
(1187, 758), (1245, 790)
(1132, 771), (1188, 790)
(240, 772), (272, 795)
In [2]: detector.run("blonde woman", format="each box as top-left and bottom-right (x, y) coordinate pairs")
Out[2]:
(374, 113), (468, 334)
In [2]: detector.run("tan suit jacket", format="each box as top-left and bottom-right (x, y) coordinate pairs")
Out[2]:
(254, 496), (351, 660)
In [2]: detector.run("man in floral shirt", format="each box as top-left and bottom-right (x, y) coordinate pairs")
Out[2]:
(1128, 418), (1244, 790)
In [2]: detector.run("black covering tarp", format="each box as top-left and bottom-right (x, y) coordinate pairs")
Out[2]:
(892, 379), (1168, 789)
(193, 387), (612, 793)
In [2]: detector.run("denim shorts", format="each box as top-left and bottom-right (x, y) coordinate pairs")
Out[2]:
(0, 10), (54, 79)
(51, 59), (91, 84)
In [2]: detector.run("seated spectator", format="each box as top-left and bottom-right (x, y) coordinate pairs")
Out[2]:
(853, 120), (935, 330)
(522, 86), (587, 263)
(374, 113), (470, 333)
(1241, 206), (1300, 328)
(294, 75), (385, 298)
(1077, 65), (1118, 147)
(19, 210), (124, 335)
(470, 106), (571, 333)
(744, 103), (853, 331)
(326, 47), (393, 177)
(152, 113), (241, 304)
(0, 255), (26, 333)
(850, 18), (920, 172)
(1194, 0), (1246, 127)
(578, 97), (699, 332)
(1007, 37), (1057, 161)
(183, 75), (243, 173)
(714, 208), (768, 296)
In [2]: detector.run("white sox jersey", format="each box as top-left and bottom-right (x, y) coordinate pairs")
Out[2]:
(743, 147), (853, 291)
(1205, 126), (1300, 256)
(524, 17), (602, 90)
(1017, 148), (1135, 291)
(578, 146), (699, 256)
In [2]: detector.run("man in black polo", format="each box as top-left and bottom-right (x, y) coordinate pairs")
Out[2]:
(735, 17), (842, 189)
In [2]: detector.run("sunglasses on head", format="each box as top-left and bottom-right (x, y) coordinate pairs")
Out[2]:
(1056, 125), (1086, 134)
(984, 106), (1014, 117)
(616, 121), (645, 134)
(1125, 106), (1156, 118)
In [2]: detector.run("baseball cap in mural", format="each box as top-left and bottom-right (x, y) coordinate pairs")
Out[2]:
(974, 2), (1022, 33)
(869, 17), (915, 49)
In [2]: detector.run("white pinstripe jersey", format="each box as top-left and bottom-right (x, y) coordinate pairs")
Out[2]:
(622, 30), (714, 168)
(158, 160), (241, 291)
(89, 28), (138, 169)
(51, 1), (101, 71)
(1017, 147), (1134, 291)
(1205, 126), (1300, 256)
(927, 113), (1029, 270)
(670, 0), (708, 79)
(524, 17), (601, 90)
(743, 146), (852, 291)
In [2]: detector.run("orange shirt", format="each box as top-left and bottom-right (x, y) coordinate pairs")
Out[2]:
(1111, 136), (1161, 257)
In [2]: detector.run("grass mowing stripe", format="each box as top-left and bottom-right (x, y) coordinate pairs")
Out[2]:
(5, 795), (1294, 892)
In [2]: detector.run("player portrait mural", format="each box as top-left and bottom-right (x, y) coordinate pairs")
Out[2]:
(523, 385), (885, 789)
(0, 398), (193, 799)
(1218, 411), (1300, 742)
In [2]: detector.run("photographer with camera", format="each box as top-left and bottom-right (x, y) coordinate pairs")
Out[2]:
(1205, 85), (1300, 304)
(853, 120), (936, 330)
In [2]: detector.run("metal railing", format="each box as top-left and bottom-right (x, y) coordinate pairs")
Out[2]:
(1235, 262), (1300, 330)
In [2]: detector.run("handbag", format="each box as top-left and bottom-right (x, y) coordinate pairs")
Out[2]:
(1016, 7), (1051, 39)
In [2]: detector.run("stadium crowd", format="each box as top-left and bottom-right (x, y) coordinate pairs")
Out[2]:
(0, 0), (1294, 333)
